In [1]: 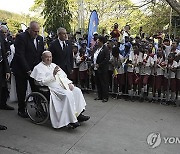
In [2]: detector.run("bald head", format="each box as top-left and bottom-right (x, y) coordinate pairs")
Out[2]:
(29, 21), (40, 39)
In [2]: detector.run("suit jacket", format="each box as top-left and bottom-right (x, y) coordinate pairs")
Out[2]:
(95, 45), (110, 73)
(49, 39), (73, 75)
(11, 31), (44, 75)
(0, 33), (10, 87)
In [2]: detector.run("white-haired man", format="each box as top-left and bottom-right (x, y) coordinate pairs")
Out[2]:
(49, 27), (73, 78)
(30, 51), (90, 129)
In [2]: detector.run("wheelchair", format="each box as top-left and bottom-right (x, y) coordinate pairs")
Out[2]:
(25, 84), (50, 125)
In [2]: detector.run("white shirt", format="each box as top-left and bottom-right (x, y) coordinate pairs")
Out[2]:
(77, 54), (88, 71)
(128, 51), (143, 73)
(164, 45), (171, 58)
(93, 46), (103, 70)
(155, 57), (164, 76)
(164, 60), (177, 79)
(58, 39), (66, 49)
(141, 54), (154, 75)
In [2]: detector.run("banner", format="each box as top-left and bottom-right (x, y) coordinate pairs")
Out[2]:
(87, 10), (99, 48)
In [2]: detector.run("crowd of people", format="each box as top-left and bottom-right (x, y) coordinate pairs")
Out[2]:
(64, 23), (180, 106)
(0, 21), (180, 130)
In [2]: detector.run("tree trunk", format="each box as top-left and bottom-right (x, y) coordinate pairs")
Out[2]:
(165, 0), (180, 15)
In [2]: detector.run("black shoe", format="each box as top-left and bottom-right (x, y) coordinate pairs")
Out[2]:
(139, 97), (144, 102)
(117, 95), (123, 99)
(171, 101), (177, 107)
(102, 99), (108, 102)
(0, 125), (7, 130)
(18, 111), (28, 118)
(149, 98), (155, 103)
(69, 122), (80, 129)
(125, 96), (130, 101)
(161, 101), (170, 106)
(130, 97), (135, 102)
(0, 105), (14, 110)
(157, 98), (161, 103)
(94, 97), (102, 100)
(77, 114), (90, 122)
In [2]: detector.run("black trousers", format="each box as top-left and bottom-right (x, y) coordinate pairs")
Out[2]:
(95, 71), (109, 100)
(14, 73), (36, 112)
(0, 62), (9, 107)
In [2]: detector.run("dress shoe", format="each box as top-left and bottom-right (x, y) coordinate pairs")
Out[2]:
(130, 97), (135, 102)
(69, 122), (80, 129)
(102, 99), (108, 102)
(0, 105), (14, 110)
(18, 111), (29, 118)
(77, 114), (90, 122)
(0, 125), (7, 130)
(94, 97), (102, 100)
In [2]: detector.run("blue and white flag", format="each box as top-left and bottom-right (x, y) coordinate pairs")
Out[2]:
(87, 10), (99, 48)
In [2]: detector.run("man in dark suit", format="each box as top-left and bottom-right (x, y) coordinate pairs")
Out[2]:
(0, 32), (13, 110)
(49, 27), (73, 78)
(0, 31), (12, 130)
(93, 36), (110, 102)
(11, 21), (44, 118)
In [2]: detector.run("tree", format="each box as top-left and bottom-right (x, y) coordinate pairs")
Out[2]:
(30, 0), (173, 36)
(165, 0), (180, 15)
(42, 0), (72, 34)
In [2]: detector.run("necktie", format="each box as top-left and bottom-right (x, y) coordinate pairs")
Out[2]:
(63, 41), (66, 49)
(34, 39), (37, 50)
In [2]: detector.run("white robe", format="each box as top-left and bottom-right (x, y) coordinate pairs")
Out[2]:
(30, 62), (86, 128)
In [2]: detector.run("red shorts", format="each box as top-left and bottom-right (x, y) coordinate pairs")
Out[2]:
(117, 74), (125, 86)
(128, 72), (135, 86)
(148, 75), (155, 87)
(163, 78), (176, 92)
(70, 68), (79, 80)
(79, 70), (88, 80)
(155, 75), (163, 90)
(141, 75), (149, 86)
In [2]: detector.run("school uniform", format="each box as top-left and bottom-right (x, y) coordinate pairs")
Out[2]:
(164, 60), (178, 102)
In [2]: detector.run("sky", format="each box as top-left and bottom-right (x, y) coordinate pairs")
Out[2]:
(0, 0), (34, 14)
(0, 0), (142, 15)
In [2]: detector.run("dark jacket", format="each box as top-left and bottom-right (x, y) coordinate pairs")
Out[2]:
(95, 45), (110, 73)
(0, 33), (10, 86)
(49, 39), (73, 75)
(11, 31), (44, 75)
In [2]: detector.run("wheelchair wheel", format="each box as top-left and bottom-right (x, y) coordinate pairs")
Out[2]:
(25, 92), (49, 124)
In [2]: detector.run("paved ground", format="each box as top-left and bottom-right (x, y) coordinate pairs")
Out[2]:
(0, 93), (180, 154)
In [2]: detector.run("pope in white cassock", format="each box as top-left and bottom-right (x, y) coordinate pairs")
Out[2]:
(30, 51), (90, 129)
